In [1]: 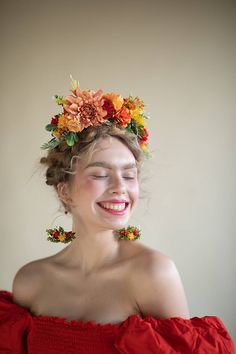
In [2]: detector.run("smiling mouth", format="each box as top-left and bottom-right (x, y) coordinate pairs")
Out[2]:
(97, 202), (129, 213)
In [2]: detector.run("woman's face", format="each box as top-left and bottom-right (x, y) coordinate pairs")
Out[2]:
(68, 137), (140, 231)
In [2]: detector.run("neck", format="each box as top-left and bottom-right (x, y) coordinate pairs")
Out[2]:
(61, 219), (121, 275)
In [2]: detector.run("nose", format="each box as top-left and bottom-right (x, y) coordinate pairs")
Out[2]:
(108, 175), (126, 195)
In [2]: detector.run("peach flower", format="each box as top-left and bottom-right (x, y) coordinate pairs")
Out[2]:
(63, 88), (107, 130)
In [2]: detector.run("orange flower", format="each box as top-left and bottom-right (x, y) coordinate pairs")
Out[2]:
(115, 106), (131, 128)
(124, 96), (144, 111)
(104, 93), (123, 111)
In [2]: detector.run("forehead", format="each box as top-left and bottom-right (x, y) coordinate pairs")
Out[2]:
(88, 137), (136, 167)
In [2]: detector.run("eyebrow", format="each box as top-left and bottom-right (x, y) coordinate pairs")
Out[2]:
(84, 161), (137, 170)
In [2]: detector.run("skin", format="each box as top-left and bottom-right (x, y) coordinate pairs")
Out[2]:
(12, 137), (190, 323)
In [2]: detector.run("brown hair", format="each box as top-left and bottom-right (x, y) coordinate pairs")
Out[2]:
(40, 125), (144, 192)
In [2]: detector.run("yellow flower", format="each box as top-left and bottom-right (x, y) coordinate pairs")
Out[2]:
(131, 110), (145, 126)
(104, 93), (123, 110)
(58, 115), (68, 130)
(53, 129), (62, 138)
(140, 142), (148, 151)
(128, 232), (135, 240)
(58, 233), (66, 241)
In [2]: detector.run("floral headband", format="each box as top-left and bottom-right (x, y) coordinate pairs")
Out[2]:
(41, 76), (150, 157)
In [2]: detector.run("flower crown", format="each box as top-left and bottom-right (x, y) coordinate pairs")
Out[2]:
(41, 76), (150, 157)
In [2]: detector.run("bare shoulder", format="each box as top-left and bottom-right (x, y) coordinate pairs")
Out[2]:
(12, 256), (52, 308)
(130, 244), (177, 278)
(130, 247), (190, 319)
(128, 241), (172, 271)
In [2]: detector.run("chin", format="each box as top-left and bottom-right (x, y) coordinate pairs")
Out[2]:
(103, 218), (130, 231)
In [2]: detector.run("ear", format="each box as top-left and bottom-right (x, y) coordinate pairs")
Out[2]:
(57, 182), (72, 205)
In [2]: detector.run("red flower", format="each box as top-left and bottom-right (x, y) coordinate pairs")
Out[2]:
(140, 127), (149, 142)
(53, 231), (59, 238)
(65, 231), (72, 239)
(103, 99), (116, 119)
(51, 115), (59, 125)
(133, 229), (137, 235)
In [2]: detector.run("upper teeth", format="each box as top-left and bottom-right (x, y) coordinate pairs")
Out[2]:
(100, 202), (126, 211)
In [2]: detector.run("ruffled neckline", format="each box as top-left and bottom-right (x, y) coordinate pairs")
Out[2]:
(0, 290), (148, 330)
(34, 313), (144, 330)
(0, 290), (224, 331)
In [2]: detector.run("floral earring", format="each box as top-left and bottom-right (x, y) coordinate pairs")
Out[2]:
(46, 227), (76, 243)
(46, 225), (141, 243)
(114, 226), (141, 241)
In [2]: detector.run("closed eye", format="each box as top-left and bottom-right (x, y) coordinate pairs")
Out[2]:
(92, 175), (135, 180)
(92, 175), (108, 178)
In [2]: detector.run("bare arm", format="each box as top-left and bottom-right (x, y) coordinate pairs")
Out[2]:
(131, 251), (190, 319)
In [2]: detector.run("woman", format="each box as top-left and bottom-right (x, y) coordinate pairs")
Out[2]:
(0, 78), (234, 353)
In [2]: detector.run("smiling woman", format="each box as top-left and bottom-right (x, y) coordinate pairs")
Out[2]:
(0, 79), (234, 353)
(41, 123), (143, 220)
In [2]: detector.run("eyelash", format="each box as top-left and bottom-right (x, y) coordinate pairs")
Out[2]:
(93, 175), (135, 180)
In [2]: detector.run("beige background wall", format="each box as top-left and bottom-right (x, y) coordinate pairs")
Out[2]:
(1, 0), (235, 341)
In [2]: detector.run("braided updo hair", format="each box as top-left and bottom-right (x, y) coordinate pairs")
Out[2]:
(40, 125), (144, 212)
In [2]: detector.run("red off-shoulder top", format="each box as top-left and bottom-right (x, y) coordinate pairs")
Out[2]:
(0, 290), (234, 353)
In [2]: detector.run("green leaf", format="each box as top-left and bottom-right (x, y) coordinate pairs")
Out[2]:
(41, 138), (60, 150)
(45, 124), (56, 131)
(142, 148), (152, 159)
(73, 132), (79, 142)
(126, 120), (140, 136)
(66, 133), (75, 147)
(54, 95), (66, 106)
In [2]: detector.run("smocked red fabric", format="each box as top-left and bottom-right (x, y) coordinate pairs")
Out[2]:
(0, 290), (234, 354)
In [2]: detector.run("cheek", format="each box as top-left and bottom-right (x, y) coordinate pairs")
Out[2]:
(72, 177), (101, 199)
(84, 179), (96, 189)
(83, 178), (105, 195)
(130, 182), (139, 200)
